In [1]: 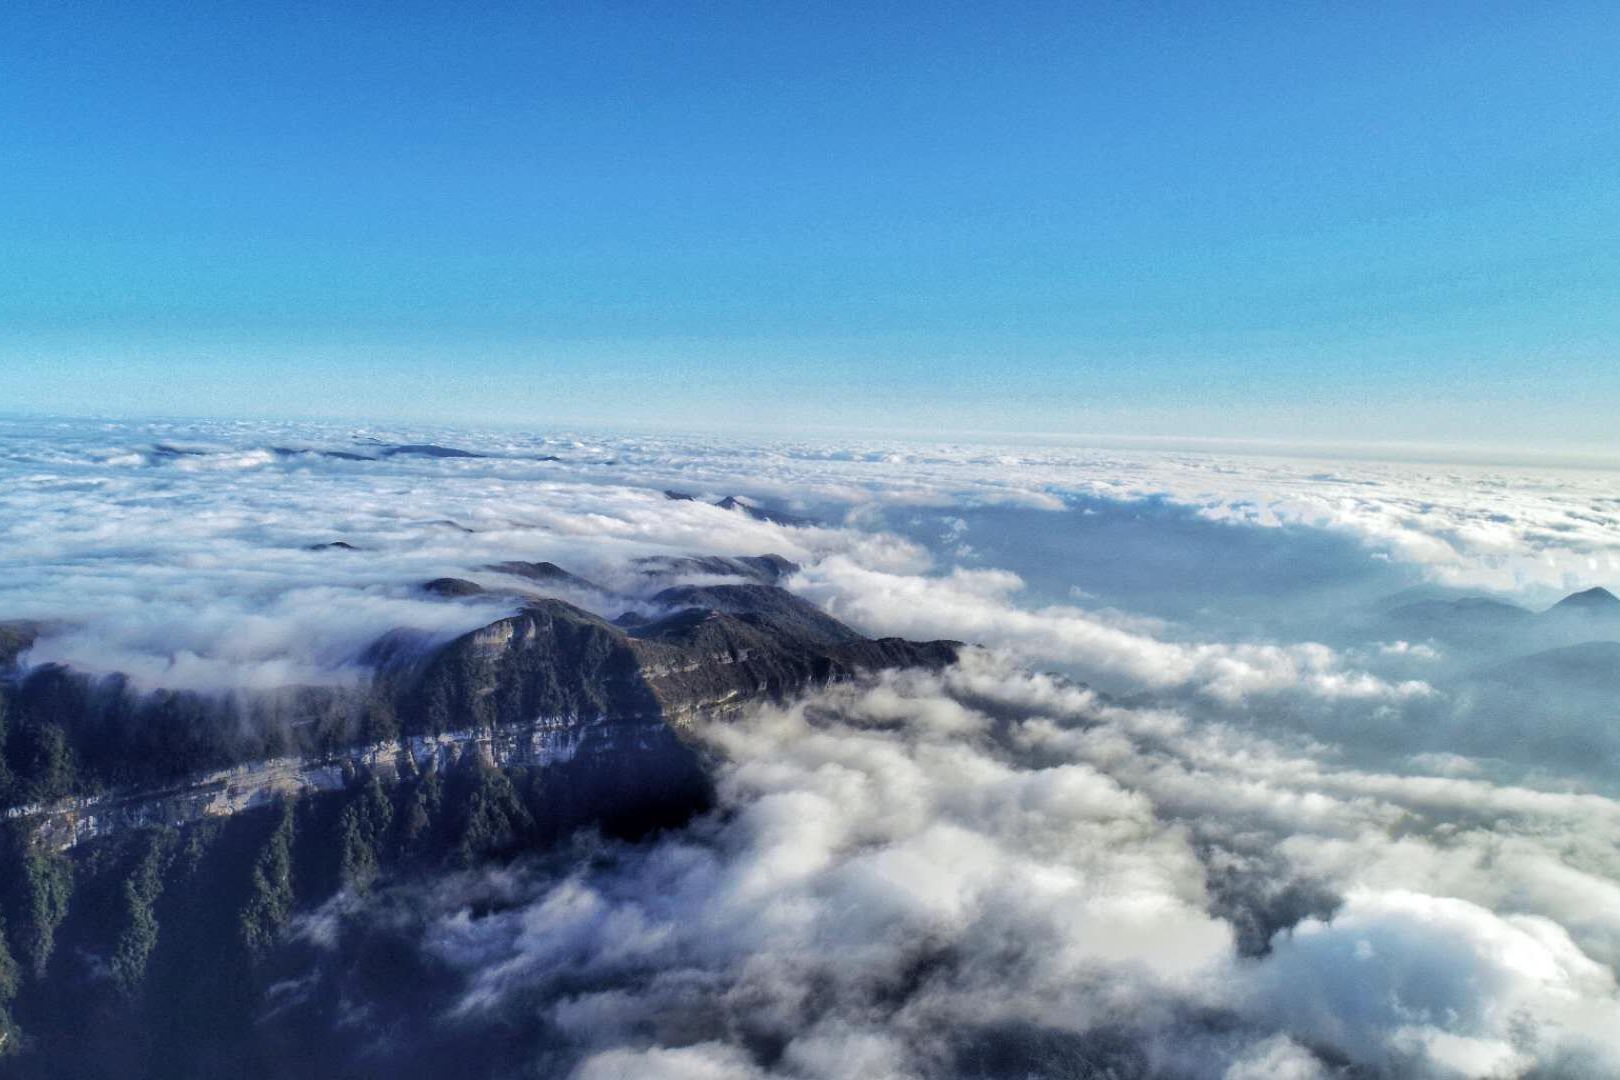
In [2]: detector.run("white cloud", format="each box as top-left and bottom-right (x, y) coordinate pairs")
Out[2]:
(791, 556), (1428, 703)
(351, 656), (1620, 1077)
(573, 1043), (766, 1080)
(1256, 890), (1620, 1077)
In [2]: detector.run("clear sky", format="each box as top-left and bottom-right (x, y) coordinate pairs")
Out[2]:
(3, 2), (1618, 445)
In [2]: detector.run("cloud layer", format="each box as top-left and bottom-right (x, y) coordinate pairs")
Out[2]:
(6, 415), (1620, 1076)
(283, 657), (1620, 1078)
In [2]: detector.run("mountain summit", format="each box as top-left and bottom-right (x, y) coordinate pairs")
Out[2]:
(1547, 586), (1620, 613)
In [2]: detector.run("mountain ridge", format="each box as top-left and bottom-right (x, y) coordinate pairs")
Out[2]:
(0, 571), (959, 843)
(1380, 585), (1620, 653)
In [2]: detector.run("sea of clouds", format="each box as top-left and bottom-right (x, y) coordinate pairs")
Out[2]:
(5, 415), (1620, 1077)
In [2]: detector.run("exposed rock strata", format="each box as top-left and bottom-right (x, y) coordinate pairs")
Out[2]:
(1, 582), (958, 851)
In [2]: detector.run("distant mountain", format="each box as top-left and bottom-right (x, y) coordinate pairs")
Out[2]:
(485, 560), (604, 592)
(1474, 640), (1620, 693)
(1461, 641), (1620, 751)
(1546, 586), (1620, 615)
(657, 490), (812, 525)
(421, 576), (489, 597)
(375, 443), (487, 459)
(713, 495), (812, 526)
(147, 442), (507, 466)
(1379, 585), (1620, 654)
(1387, 596), (1534, 632)
(147, 443), (207, 459)
(271, 446), (377, 461)
(634, 553), (799, 585)
(422, 518), (476, 533)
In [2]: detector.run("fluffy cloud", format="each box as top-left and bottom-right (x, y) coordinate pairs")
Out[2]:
(0, 419), (925, 689)
(10, 418), (1620, 638)
(278, 656), (1620, 1078)
(1254, 890), (1620, 1077)
(0, 417), (1436, 707)
(790, 556), (1430, 703)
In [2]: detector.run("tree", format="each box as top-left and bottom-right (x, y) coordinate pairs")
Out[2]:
(109, 830), (174, 995)
(337, 778), (395, 892)
(239, 802), (296, 956)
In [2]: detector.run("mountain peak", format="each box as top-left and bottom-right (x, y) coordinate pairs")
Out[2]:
(1550, 586), (1620, 612)
(713, 495), (811, 527)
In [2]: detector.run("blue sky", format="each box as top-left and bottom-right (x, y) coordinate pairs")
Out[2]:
(2, 2), (1618, 444)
